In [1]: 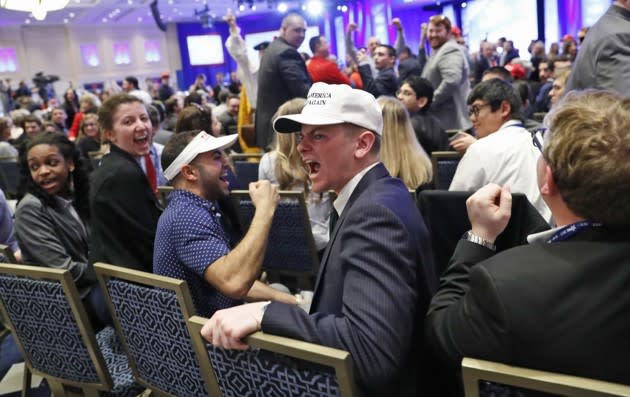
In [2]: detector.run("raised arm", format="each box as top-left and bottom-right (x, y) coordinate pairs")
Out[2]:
(418, 22), (428, 67)
(198, 180), (277, 298)
(392, 18), (407, 56)
(345, 22), (360, 66)
(426, 184), (512, 363)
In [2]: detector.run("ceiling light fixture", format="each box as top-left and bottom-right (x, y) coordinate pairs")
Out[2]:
(0, 0), (70, 21)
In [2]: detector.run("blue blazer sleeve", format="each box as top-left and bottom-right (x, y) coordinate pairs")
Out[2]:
(262, 193), (425, 393)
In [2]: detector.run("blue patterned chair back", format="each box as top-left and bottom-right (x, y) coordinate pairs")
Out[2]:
(187, 315), (357, 397)
(0, 264), (140, 395)
(233, 161), (259, 189)
(231, 191), (320, 276)
(430, 151), (463, 190)
(94, 263), (215, 397)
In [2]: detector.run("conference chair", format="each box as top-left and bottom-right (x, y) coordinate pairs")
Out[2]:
(188, 315), (357, 397)
(417, 191), (550, 281)
(0, 263), (142, 397)
(430, 151), (463, 190)
(0, 159), (20, 199)
(0, 244), (17, 330)
(231, 190), (320, 290)
(229, 153), (262, 189)
(462, 357), (630, 397)
(157, 185), (174, 206)
(93, 263), (217, 397)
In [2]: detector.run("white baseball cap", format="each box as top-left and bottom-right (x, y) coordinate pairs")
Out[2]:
(273, 82), (383, 135)
(163, 130), (238, 181)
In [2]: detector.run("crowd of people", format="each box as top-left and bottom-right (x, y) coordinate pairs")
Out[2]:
(0, 1), (629, 396)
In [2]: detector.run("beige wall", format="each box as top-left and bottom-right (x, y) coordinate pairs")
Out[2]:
(0, 23), (182, 91)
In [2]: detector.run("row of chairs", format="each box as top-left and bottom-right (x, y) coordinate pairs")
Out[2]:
(3, 261), (629, 397)
(0, 262), (356, 397)
(229, 151), (464, 192)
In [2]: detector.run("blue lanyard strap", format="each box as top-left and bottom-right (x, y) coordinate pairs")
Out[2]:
(547, 220), (602, 243)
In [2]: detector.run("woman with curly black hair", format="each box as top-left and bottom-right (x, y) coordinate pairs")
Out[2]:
(14, 132), (109, 328)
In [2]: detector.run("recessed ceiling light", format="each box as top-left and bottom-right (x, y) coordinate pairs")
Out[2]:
(64, 18), (69, 23)
(25, 19), (31, 24)
(102, 17), (108, 22)
(69, 12), (75, 17)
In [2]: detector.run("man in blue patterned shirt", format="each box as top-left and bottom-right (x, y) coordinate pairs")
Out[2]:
(153, 130), (296, 317)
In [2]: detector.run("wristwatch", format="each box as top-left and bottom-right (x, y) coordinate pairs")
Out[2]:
(463, 230), (496, 251)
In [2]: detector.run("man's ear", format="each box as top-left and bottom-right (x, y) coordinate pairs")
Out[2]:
(104, 129), (114, 143)
(417, 96), (429, 111)
(181, 164), (197, 182)
(354, 130), (376, 159)
(539, 163), (557, 196)
(499, 100), (512, 119)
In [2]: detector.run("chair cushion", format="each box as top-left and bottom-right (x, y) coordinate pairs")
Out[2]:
(96, 326), (145, 397)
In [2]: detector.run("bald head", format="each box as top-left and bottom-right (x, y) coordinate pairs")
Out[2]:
(280, 13), (307, 48)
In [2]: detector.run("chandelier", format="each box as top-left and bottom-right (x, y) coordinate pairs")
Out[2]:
(0, 0), (70, 21)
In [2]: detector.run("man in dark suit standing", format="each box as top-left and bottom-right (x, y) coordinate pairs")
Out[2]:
(202, 83), (436, 397)
(473, 41), (499, 85)
(565, 0), (630, 95)
(358, 44), (399, 98)
(254, 13), (311, 151)
(426, 90), (630, 388)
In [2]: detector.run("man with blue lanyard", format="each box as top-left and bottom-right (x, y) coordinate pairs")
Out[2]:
(449, 78), (551, 222)
(426, 90), (630, 391)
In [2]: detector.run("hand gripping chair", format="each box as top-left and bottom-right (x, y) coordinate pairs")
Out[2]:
(187, 315), (357, 397)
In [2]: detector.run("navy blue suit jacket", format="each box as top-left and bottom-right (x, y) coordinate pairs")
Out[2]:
(358, 65), (399, 98)
(254, 37), (311, 150)
(262, 163), (436, 396)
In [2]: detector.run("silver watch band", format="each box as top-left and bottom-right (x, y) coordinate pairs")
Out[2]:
(463, 230), (497, 251)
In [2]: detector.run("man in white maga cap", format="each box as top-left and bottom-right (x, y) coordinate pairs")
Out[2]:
(200, 83), (437, 397)
(153, 130), (296, 318)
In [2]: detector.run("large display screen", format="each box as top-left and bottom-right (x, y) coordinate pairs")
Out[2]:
(462, 0), (537, 56)
(187, 35), (225, 66)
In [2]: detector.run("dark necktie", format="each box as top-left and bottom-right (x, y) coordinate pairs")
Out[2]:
(144, 153), (157, 193)
(329, 208), (339, 238)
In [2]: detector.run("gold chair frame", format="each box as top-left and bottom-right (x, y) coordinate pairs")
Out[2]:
(462, 357), (630, 397)
(93, 262), (219, 397)
(0, 264), (114, 397)
(430, 151), (463, 190)
(188, 315), (358, 397)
